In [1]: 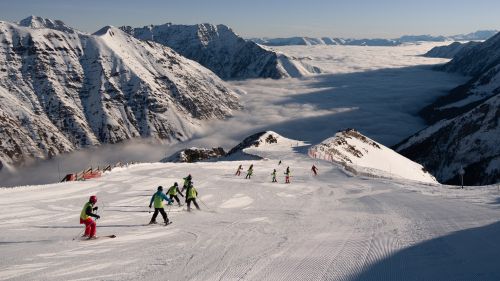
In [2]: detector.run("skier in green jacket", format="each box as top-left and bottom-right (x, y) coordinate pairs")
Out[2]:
(271, 169), (277, 182)
(167, 182), (184, 206)
(181, 174), (192, 192)
(185, 182), (200, 212)
(245, 164), (254, 179)
(80, 195), (100, 239)
(149, 186), (173, 225)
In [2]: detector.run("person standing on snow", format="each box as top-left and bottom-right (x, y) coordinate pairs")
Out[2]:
(284, 166), (291, 183)
(271, 169), (277, 182)
(245, 164), (254, 179)
(181, 174), (193, 192)
(278, 160), (282, 165)
(80, 195), (100, 239)
(311, 165), (318, 176)
(167, 182), (184, 206)
(149, 186), (173, 225)
(185, 182), (201, 212)
(235, 164), (243, 176)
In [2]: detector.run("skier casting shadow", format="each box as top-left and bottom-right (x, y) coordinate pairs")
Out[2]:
(167, 182), (184, 207)
(80, 195), (100, 239)
(149, 186), (173, 225)
(185, 182), (201, 212)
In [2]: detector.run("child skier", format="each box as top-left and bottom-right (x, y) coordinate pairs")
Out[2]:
(80, 195), (100, 239)
(284, 166), (291, 183)
(271, 169), (277, 182)
(235, 164), (243, 176)
(149, 186), (173, 225)
(245, 164), (254, 179)
(182, 174), (193, 192)
(185, 182), (201, 212)
(167, 182), (184, 206)
(311, 165), (318, 176)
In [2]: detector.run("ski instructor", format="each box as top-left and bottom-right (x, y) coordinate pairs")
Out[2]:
(149, 186), (173, 225)
(80, 195), (100, 239)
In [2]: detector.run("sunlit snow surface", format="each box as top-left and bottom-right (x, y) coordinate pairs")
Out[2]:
(0, 137), (499, 280)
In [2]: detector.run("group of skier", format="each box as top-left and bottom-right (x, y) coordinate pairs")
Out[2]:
(236, 161), (319, 184)
(79, 174), (200, 240)
(80, 162), (320, 240)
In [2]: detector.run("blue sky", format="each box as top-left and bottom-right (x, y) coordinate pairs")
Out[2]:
(0, 0), (498, 38)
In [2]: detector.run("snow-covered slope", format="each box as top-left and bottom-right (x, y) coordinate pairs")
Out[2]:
(1, 132), (499, 281)
(397, 94), (499, 185)
(309, 129), (438, 184)
(121, 23), (319, 79)
(226, 131), (307, 159)
(0, 17), (240, 169)
(423, 41), (481, 58)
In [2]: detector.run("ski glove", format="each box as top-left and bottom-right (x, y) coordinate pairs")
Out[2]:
(95, 215), (101, 219)
(149, 204), (152, 208)
(93, 206), (98, 211)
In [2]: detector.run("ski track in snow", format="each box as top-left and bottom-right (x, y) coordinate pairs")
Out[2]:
(0, 145), (499, 281)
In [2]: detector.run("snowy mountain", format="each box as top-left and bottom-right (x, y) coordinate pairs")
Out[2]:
(309, 129), (438, 184)
(421, 31), (500, 123)
(120, 23), (320, 79)
(423, 41), (481, 58)
(0, 17), (240, 169)
(397, 32), (500, 185)
(251, 37), (400, 46)
(251, 30), (498, 47)
(396, 94), (499, 185)
(450, 30), (499, 41)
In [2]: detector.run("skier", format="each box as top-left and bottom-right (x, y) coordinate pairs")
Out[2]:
(181, 174), (192, 192)
(245, 164), (254, 179)
(80, 195), (100, 239)
(278, 160), (282, 165)
(311, 165), (318, 176)
(235, 164), (243, 176)
(284, 166), (291, 183)
(185, 182), (201, 212)
(149, 186), (173, 225)
(167, 182), (184, 206)
(271, 169), (277, 182)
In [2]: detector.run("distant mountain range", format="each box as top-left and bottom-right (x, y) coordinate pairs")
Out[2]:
(0, 16), (240, 170)
(120, 23), (321, 79)
(250, 30), (498, 47)
(395, 31), (500, 185)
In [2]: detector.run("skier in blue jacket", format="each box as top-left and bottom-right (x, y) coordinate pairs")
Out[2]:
(149, 186), (173, 225)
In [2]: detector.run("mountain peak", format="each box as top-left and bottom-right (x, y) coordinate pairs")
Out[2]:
(18, 15), (75, 33)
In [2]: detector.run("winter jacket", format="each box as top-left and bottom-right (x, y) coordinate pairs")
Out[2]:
(150, 191), (173, 208)
(168, 185), (183, 197)
(80, 202), (98, 220)
(186, 187), (198, 200)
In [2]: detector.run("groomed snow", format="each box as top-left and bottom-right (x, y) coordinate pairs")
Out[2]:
(0, 137), (499, 280)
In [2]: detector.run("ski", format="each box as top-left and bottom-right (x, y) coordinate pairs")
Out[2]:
(77, 234), (116, 241)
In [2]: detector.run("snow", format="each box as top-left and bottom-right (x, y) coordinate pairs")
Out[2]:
(310, 130), (437, 184)
(0, 136), (499, 280)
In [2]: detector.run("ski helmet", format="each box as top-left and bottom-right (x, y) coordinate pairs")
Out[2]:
(174, 182), (178, 186)
(89, 195), (97, 204)
(158, 186), (163, 191)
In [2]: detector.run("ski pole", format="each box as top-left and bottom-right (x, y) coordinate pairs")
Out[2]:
(198, 198), (211, 211)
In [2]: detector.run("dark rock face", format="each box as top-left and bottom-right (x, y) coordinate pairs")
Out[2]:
(398, 31), (500, 185)
(226, 132), (268, 155)
(0, 18), (239, 169)
(164, 147), (226, 163)
(396, 94), (499, 185)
